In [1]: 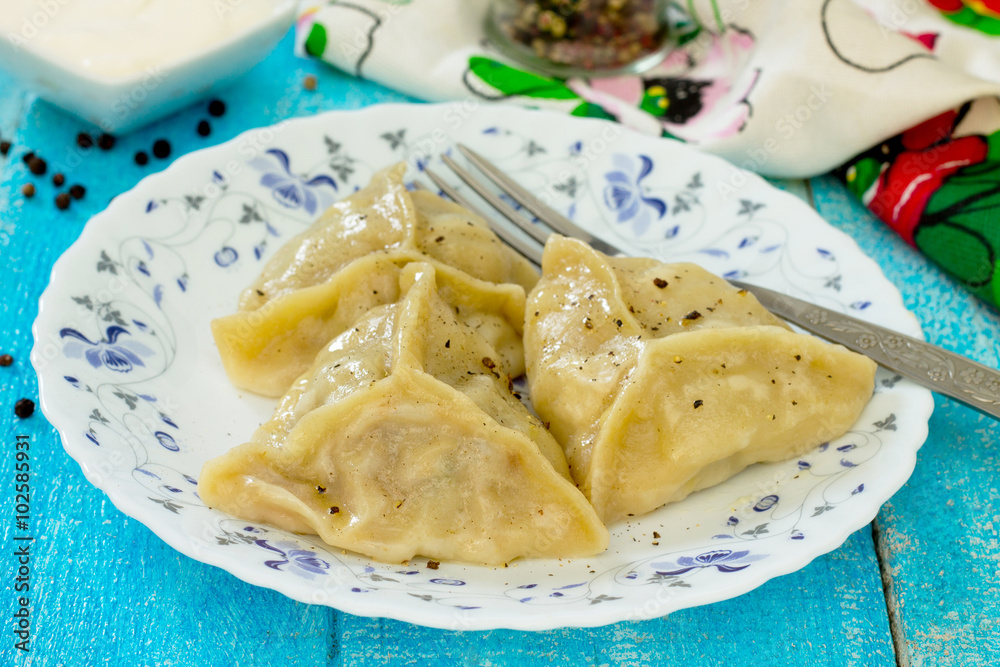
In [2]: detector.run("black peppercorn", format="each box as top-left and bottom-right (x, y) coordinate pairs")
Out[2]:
(28, 156), (46, 175)
(77, 132), (94, 148)
(208, 99), (226, 117)
(134, 151), (149, 166)
(69, 184), (86, 200)
(0, 353), (12, 366)
(55, 192), (71, 209)
(197, 120), (211, 137)
(53, 172), (65, 186)
(14, 398), (35, 418)
(0, 140), (10, 156)
(152, 139), (171, 159)
(97, 134), (115, 150)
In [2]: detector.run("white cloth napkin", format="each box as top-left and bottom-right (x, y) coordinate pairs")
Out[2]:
(295, 0), (1000, 177)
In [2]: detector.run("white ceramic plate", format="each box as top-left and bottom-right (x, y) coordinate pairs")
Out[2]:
(32, 103), (932, 631)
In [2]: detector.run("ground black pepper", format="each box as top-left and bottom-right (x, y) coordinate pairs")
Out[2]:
(134, 151), (149, 166)
(208, 99), (226, 117)
(55, 192), (71, 209)
(14, 398), (34, 418)
(69, 184), (86, 200)
(152, 139), (171, 159)
(653, 277), (668, 288)
(197, 120), (211, 137)
(328, 506), (340, 514)
(0, 354), (12, 366)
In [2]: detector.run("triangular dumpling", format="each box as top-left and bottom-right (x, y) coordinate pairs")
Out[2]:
(525, 237), (877, 523)
(212, 254), (529, 397)
(201, 263), (609, 565)
(214, 163), (538, 397)
(240, 162), (537, 310)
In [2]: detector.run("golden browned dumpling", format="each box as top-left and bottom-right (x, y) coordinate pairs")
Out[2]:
(525, 236), (877, 523)
(201, 263), (609, 565)
(212, 163), (538, 397)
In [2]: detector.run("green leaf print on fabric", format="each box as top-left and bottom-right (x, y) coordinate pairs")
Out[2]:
(304, 23), (328, 58)
(918, 157), (1000, 306)
(468, 57), (580, 99)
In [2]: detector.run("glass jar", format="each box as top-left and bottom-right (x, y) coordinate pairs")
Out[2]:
(486, 0), (670, 77)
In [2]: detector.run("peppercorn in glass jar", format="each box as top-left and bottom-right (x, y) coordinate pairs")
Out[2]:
(487, 0), (670, 77)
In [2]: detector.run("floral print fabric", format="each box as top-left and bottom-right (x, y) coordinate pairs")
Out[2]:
(297, 0), (1000, 308)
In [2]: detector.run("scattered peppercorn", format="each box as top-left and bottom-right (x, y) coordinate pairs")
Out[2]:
(653, 277), (667, 288)
(683, 310), (702, 321)
(329, 506), (340, 514)
(77, 132), (94, 148)
(14, 398), (35, 419)
(426, 560), (440, 570)
(197, 120), (211, 137)
(134, 151), (149, 166)
(152, 139), (171, 159)
(27, 156), (47, 175)
(0, 140), (10, 156)
(69, 184), (86, 200)
(97, 133), (116, 150)
(21, 151), (34, 164)
(0, 354), (12, 366)
(693, 399), (704, 409)
(303, 74), (318, 91)
(208, 99), (226, 117)
(21, 183), (35, 198)
(55, 192), (71, 209)
(52, 172), (65, 186)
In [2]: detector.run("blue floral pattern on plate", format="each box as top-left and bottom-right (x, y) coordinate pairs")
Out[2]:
(31, 104), (933, 631)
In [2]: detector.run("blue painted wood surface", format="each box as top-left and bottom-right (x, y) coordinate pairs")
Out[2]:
(1, 30), (997, 666)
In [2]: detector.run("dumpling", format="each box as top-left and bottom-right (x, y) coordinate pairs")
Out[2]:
(239, 162), (537, 310)
(525, 236), (878, 523)
(200, 262), (609, 565)
(212, 254), (529, 397)
(213, 163), (538, 397)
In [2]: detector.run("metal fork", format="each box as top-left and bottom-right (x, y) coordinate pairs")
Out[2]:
(422, 144), (1000, 421)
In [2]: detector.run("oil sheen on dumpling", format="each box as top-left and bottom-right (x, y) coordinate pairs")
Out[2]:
(213, 162), (538, 396)
(200, 263), (609, 566)
(525, 236), (877, 523)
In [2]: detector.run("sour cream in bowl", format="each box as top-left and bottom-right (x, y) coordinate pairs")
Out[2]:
(0, 0), (296, 132)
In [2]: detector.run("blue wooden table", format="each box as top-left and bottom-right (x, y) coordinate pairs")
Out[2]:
(2, 31), (998, 666)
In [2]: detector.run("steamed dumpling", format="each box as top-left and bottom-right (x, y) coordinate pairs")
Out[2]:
(212, 254), (529, 397)
(239, 162), (537, 310)
(200, 262), (609, 565)
(213, 162), (538, 396)
(525, 236), (877, 523)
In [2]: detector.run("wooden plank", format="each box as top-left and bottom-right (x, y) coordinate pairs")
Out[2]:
(335, 528), (894, 667)
(810, 175), (1000, 666)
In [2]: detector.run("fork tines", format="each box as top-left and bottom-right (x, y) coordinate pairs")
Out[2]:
(424, 145), (626, 268)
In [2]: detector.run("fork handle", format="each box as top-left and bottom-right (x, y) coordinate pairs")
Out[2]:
(732, 281), (1000, 420)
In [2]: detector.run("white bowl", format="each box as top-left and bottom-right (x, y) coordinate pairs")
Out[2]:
(0, 0), (296, 133)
